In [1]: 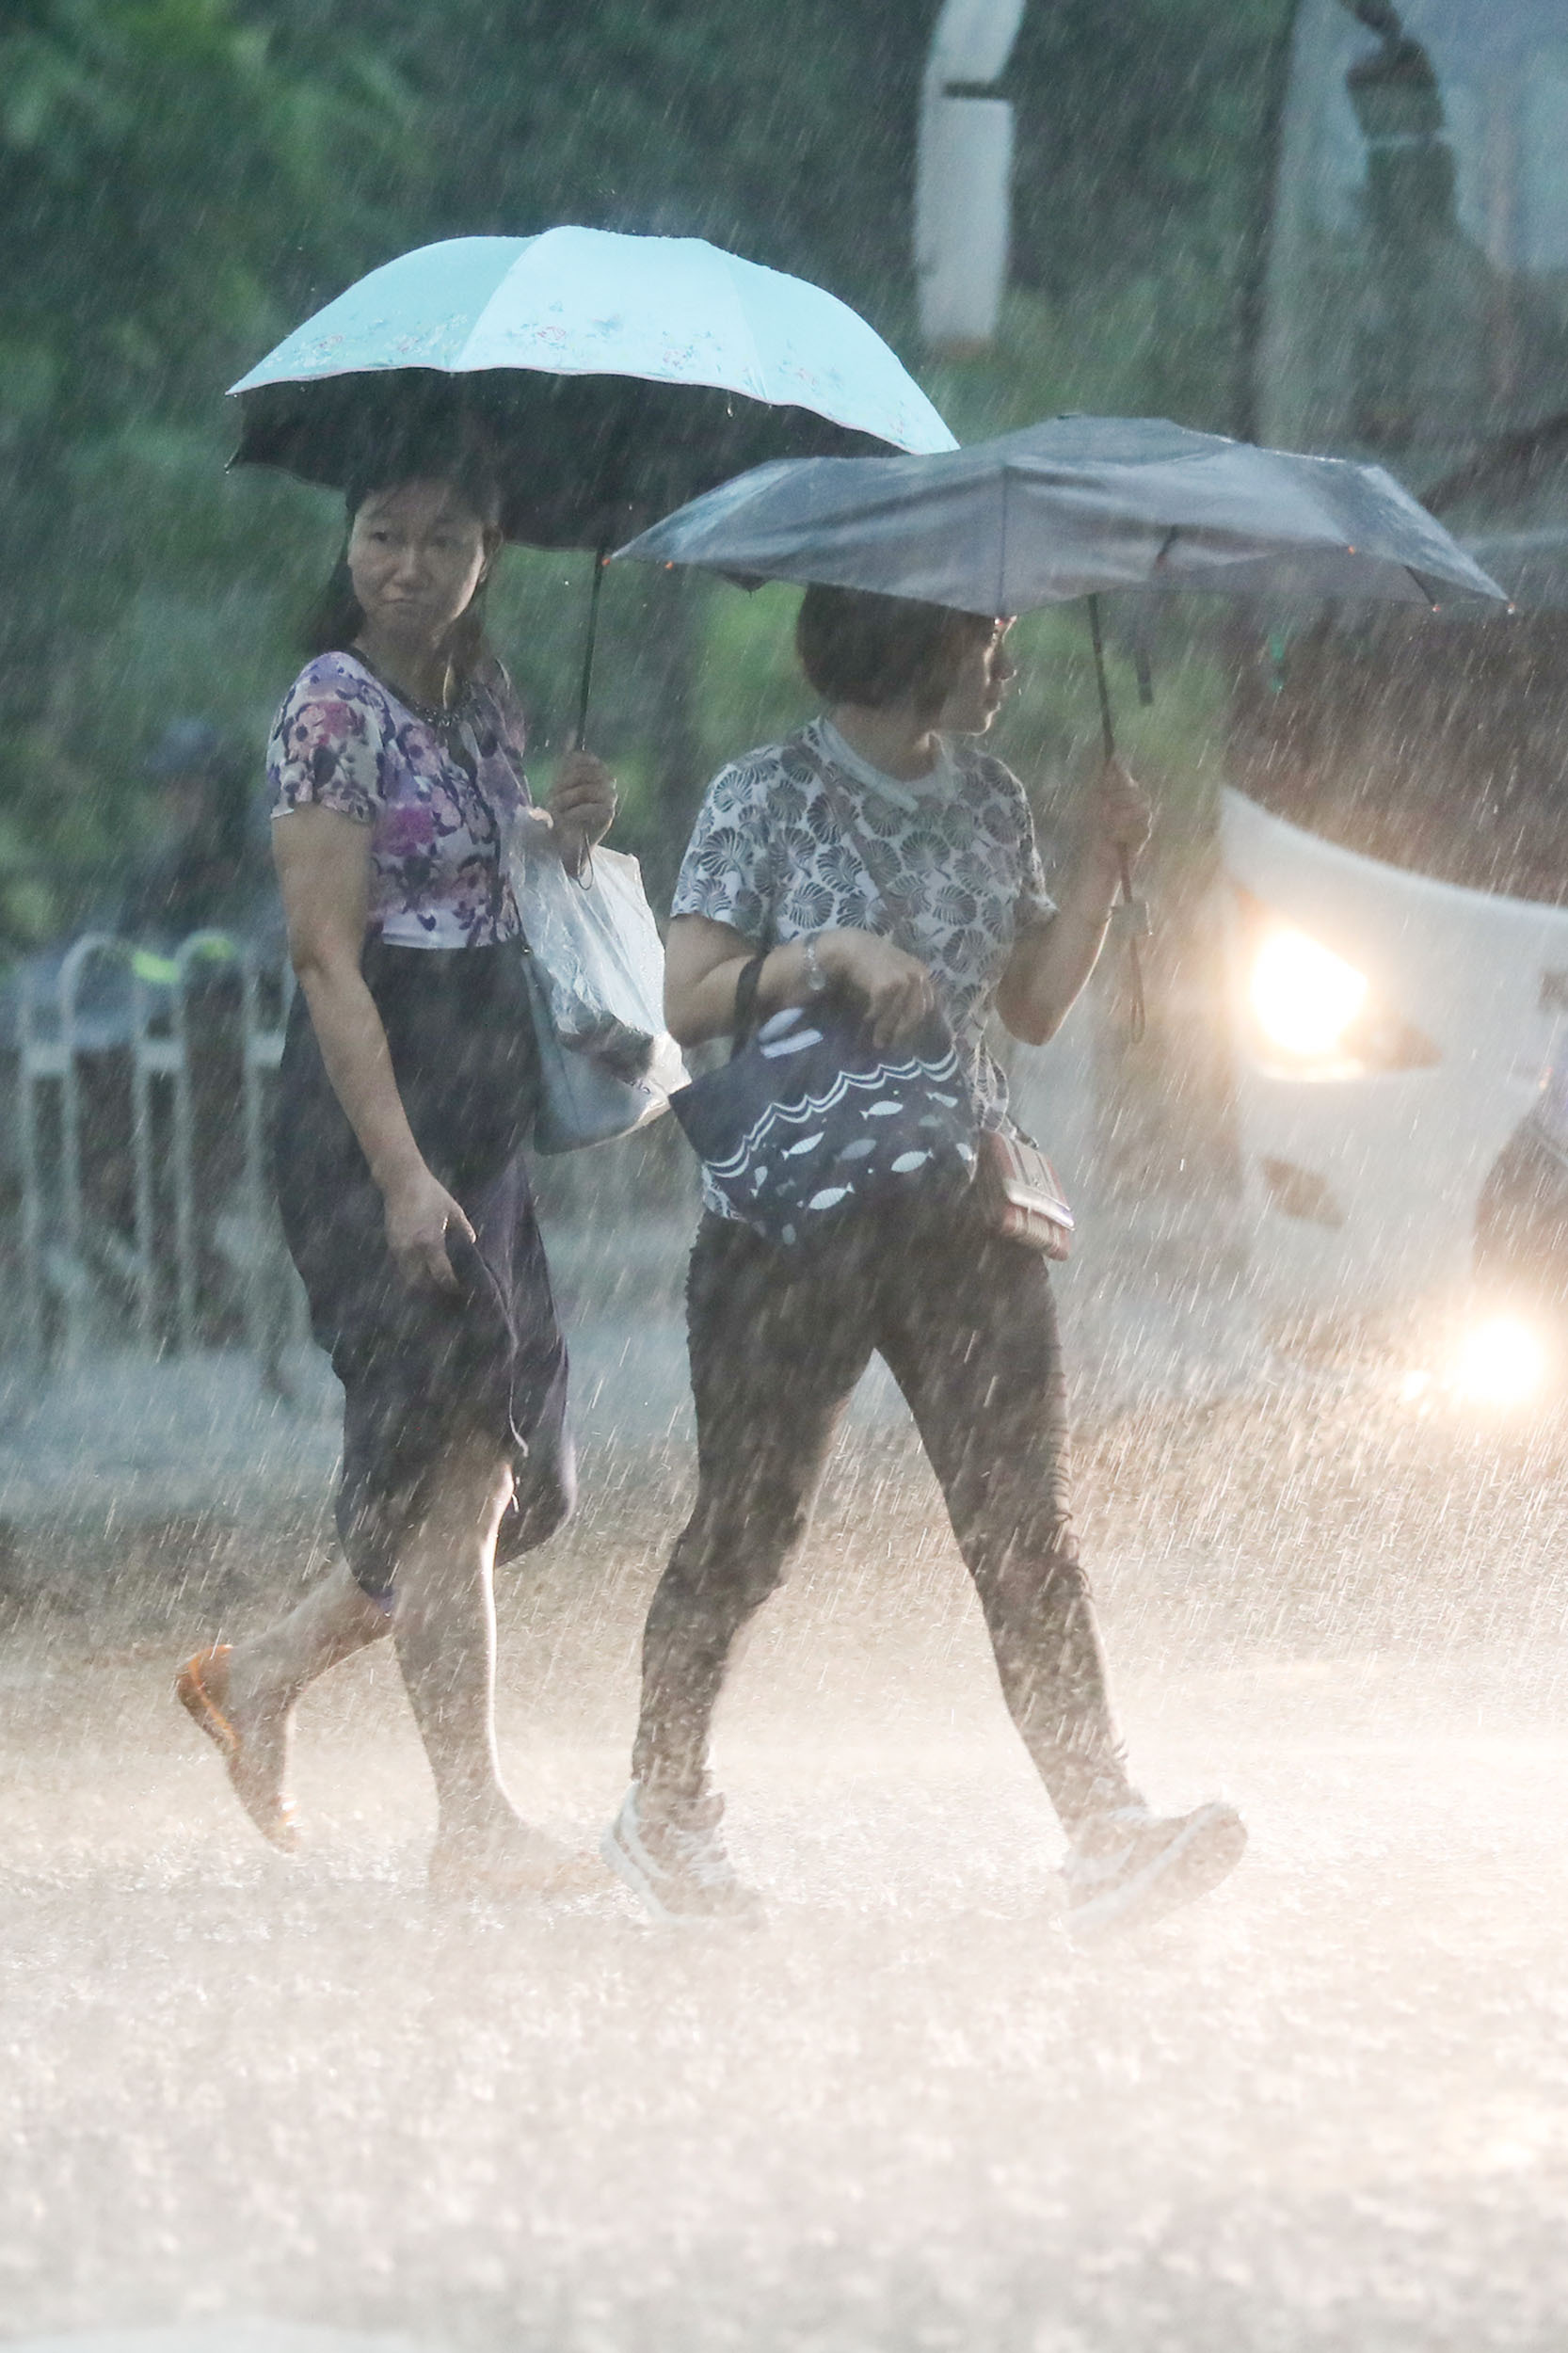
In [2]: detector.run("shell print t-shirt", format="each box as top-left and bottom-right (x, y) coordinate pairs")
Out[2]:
(671, 716), (1058, 1210)
(266, 651), (532, 948)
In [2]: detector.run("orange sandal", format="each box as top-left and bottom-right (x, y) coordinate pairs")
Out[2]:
(175, 1644), (300, 1853)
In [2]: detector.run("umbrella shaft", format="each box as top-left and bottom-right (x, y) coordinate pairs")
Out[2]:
(575, 552), (608, 750)
(1086, 593), (1116, 765)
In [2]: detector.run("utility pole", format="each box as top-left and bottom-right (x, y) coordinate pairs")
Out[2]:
(915, 0), (1029, 353)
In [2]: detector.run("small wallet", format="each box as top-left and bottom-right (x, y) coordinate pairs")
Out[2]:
(975, 1128), (1075, 1260)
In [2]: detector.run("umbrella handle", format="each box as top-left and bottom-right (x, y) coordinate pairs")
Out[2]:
(574, 549), (609, 751)
(1086, 594), (1147, 1046)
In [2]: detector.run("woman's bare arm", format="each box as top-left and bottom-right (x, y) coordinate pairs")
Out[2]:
(995, 760), (1152, 1047)
(664, 914), (936, 1051)
(272, 805), (473, 1292)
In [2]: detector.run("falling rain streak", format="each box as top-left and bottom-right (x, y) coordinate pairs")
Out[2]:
(6, 2), (1568, 2351)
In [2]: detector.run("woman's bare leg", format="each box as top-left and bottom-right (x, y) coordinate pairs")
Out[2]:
(393, 1436), (578, 1891)
(184, 1563), (390, 1842)
(229, 1562), (391, 1713)
(183, 1437), (576, 1885)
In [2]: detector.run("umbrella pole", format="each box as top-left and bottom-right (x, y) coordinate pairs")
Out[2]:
(1087, 592), (1118, 765)
(574, 549), (609, 751)
(1086, 594), (1147, 1046)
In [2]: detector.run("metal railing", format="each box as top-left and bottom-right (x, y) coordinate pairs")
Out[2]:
(14, 931), (306, 1382)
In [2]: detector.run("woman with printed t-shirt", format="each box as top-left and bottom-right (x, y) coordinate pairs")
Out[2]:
(175, 440), (616, 1897)
(601, 585), (1245, 1938)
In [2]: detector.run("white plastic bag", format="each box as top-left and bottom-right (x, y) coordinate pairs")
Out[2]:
(508, 810), (687, 1152)
(509, 809), (667, 1073)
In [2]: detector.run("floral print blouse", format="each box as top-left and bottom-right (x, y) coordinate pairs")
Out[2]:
(266, 651), (530, 948)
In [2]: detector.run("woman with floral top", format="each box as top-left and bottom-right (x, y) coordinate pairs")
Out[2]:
(601, 585), (1245, 1937)
(176, 442), (616, 1897)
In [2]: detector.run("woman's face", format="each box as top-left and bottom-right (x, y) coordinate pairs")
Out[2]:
(937, 617), (1016, 734)
(347, 478), (496, 654)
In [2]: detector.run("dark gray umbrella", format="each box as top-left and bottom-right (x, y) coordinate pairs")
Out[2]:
(613, 414), (1506, 612)
(616, 415), (1509, 1034)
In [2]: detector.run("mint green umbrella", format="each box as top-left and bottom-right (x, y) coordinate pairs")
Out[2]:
(229, 228), (954, 742)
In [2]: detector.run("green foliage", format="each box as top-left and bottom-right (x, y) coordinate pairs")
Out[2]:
(686, 585), (816, 772)
(0, 0), (408, 942)
(283, 0), (933, 326)
(0, 0), (1295, 951)
(1007, 0), (1288, 429)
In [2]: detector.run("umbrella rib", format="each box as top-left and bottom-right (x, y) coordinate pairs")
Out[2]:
(724, 253), (772, 408)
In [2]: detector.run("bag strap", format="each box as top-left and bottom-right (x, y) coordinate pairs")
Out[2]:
(785, 730), (927, 964)
(730, 951), (767, 1060)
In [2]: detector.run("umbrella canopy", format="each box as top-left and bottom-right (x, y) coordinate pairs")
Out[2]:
(616, 413), (1507, 1047)
(613, 414), (1507, 611)
(228, 228), (955, 550)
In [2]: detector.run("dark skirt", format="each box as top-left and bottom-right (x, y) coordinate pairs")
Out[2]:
(274, 936), (574, 1598)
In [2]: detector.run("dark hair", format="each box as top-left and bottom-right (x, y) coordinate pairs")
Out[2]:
(795, 585), (995, 718)
(302, 431), (504, 680)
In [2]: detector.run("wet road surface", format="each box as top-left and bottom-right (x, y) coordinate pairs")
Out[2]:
(4, 1372), (1568, 2351)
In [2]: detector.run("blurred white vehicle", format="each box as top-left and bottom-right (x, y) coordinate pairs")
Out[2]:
(1222, 787), (1568, 1322)
(1222, 0), (1568, 1385)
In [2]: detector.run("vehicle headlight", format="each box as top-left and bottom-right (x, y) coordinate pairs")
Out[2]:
(1453, 1315), (1548, 1408)
(1250, 927), (1368, 1059)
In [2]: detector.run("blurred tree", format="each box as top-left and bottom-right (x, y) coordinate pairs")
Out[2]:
(0, 0), (1297, 947)
(1006, 0), (1288, 431)
(286, 0), (934, 325)
(0, 0), (408, 942)
(255, 0), (946, 896)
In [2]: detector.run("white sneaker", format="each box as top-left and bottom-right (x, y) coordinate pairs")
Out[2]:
(600, 1783), (764, 1924)
(1064, 1801), (1246, 1943)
